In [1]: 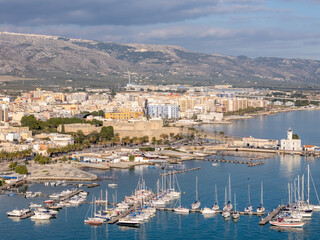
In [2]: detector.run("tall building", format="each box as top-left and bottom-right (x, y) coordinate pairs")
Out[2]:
(0, 104), (9, 122)
(147, 104), (179, 119)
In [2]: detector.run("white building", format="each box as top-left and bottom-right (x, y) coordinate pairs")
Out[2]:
(280, 129), (301, 151)
(6, 132), (21, 142)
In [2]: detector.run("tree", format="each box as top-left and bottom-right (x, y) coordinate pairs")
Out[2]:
(293, 134), (299, 139)
(110, 89), (116, 99)
(160, 133), (169, 141)
(99, 126), (114, 141)
(9, 162), (17, 170)
(129, 155), (135, 162)
(61, 124), (65, 133)
(15, 165), (28, 174)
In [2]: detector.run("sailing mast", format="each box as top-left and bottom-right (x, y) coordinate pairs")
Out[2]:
(228, 174), (231, 203)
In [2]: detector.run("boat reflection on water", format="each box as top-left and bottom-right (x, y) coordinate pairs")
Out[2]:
(8, 217), (21, 222)
(31, 219), (51, 226)
(270, 226), (304, 233)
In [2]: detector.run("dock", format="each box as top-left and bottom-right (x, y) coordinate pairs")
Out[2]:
(208, 159), (264, 167)
(157, 208), (265, 216)
(259, 205), (285, 225)
(59, 189), (84, 201)
(160, 167), (201, 176)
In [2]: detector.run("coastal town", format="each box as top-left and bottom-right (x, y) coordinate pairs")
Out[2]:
(1, 84), (320, 185)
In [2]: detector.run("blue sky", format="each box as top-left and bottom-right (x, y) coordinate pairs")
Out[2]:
(0, 0), (320, 59)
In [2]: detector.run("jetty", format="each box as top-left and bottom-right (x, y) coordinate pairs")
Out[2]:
(160, 167), (201, 176)
(59, 189), (84, 201)
(259, 205), (285, 225)
(208, 159), (264, 167)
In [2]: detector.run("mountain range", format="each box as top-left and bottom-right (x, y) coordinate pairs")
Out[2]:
(0, 32), (320, 89)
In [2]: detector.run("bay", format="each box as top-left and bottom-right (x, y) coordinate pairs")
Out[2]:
(1, 110), (320, 240)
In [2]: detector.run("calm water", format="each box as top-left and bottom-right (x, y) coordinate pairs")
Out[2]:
(1, 110), (320, 240)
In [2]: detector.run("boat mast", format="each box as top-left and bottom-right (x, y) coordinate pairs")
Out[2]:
(215, 184), (218, 205)
(308, 164), (310, 205)
(298, 175), (300, 201)
(261, 182), (263, 206)
(195, 176), (198, 201)
(248, 184), (251, 205)
(225, 186), (227, 205)
(288, 183), (291, 205)
(228, 174), (231, 203)
(302, 174), (304, 202)
(105, 189), (108, 211)
(234, 193), (237, 211)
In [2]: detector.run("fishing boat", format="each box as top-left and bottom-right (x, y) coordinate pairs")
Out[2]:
(191, 176), (201, 210)
(244, 184), (253, 213)
(257, 182), (265, 213)
(232, 193), (240, 220)
(270, 217), (305, 228)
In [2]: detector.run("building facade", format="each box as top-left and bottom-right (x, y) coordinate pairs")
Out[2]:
(280, 129), (301, 151)
(147, 104), (179, 119)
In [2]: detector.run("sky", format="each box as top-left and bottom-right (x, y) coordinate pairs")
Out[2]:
(0, 0), (320, 59)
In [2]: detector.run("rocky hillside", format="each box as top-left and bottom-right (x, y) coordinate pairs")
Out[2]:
(0, 32), (320, 88)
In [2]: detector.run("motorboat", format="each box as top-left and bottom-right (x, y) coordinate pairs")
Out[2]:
(29, 202), (42, 209)
(174, 207), (189, 214)
(202, 207), (216, 215)
(270, 217), (305, 228)
(117, 217), (140, 227)
(108, 183), (118, 188)
(31, 211), (52, 220)
(84, 217), (104, 225)
(222, 210), (230, 219)
(7, 209), (31, 217)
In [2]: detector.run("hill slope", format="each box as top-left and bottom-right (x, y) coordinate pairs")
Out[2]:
(0, 32), (320, 88)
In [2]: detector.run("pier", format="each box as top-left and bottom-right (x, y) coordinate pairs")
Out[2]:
(160, 167), (201, 176)
(259, 205), (285, 225)
(59, 189), (84, 201)
(207, 159), (264, 167)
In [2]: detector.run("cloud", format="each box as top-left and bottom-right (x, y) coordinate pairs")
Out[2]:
(0, 0), (270, 26)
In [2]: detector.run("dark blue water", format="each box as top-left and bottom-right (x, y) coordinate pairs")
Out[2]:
(200, 110), (320, 146)
(1, 110), (320, 239)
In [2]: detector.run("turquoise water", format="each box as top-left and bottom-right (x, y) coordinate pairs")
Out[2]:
(1, 110), (320, 239)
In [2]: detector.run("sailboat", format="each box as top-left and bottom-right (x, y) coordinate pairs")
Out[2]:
(84, 197), (104, 225)
(212, 184), (219, 211)
(174, 193), (189, 214)
(244, 184), (253, 213)
(95, 190), (111, 221)
(174, 175), (189, 214)
(223, 174), (233, 211)
(191, 176), (201, 210)
(232, 193), (240, 220)
(257, 182), (265, 213)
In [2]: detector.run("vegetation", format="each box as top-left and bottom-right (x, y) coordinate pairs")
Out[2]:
(224, 107), (264, 116)
(129, 155), (135, 162)
(15, 165), (28, 174)
(9, 162), (18, 170)
(34, 154), (51, 164)
(139, 147), (155, 151)
(293, 134), (299, 139)
(295, 100), (310, 107)
(0, 149), (33, 161)
(21, 115), (103, 133)
(81, 110), (105, 117)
